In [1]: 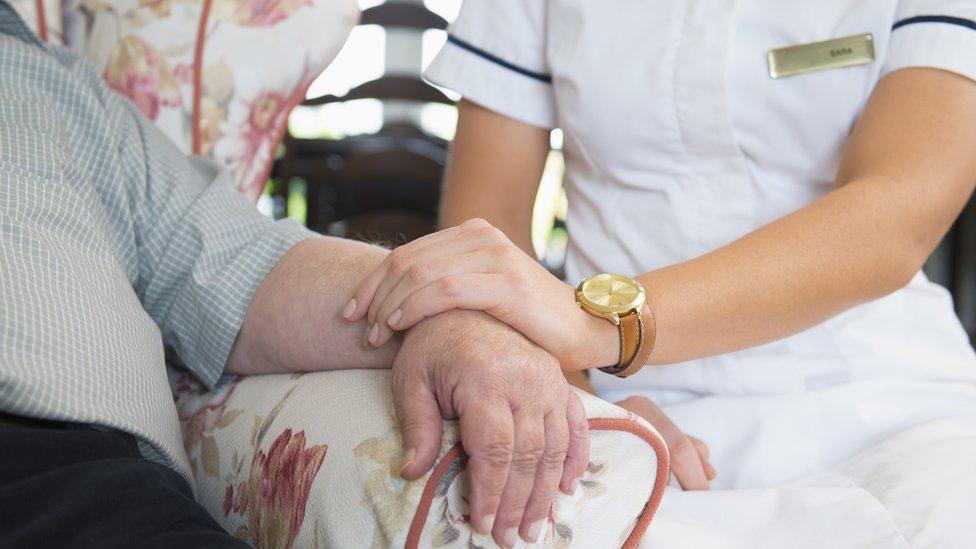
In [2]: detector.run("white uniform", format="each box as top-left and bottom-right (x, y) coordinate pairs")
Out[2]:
(426, 1), (976, 546)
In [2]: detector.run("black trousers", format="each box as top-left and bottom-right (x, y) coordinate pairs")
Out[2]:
(0, 425), (249, 549)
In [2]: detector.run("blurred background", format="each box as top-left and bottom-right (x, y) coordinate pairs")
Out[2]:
(262, 0), (974, 342)
(263, 0), (569, 275)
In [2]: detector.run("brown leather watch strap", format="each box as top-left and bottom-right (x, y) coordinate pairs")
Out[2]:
(598, 304), (656, 378)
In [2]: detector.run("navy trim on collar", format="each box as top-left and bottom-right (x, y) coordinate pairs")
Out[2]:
(446, 34), (553, 84)
(892, 15), (976, 32)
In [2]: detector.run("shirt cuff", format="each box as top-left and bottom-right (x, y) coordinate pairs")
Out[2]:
(182, 219), (313, 388)
(425, 36), (556, 129)
(883, 18), (976, 83)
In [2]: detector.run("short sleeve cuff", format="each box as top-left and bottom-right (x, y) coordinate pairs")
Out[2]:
(424, 37), (557, 129)
(182, 218), (313, 388)
(883, 18), (976, 83)
(187, 220), (314, 388)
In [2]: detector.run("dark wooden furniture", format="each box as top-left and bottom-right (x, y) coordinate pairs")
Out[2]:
(926, 195), (975, 342)
(270, 1), (450, 245)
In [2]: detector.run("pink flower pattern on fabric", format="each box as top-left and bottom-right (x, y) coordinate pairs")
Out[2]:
(224, 429), (328, 549)
(103, 36), (182, 120)
(235, 81), (310, 199)
(215, 0), (314, 27)
(178, 376), (241, 457)
(71, 0), (354, 200)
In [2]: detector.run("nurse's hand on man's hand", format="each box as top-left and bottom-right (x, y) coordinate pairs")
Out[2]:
(616, 395), (716, 490)
(392, 309), (590, 547)
(344, 218), (620, 372)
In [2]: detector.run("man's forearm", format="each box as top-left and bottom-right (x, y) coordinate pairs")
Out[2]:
(227, 237), (399, 375)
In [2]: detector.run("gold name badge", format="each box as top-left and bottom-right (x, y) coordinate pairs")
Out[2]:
(767, 33), (875, 78)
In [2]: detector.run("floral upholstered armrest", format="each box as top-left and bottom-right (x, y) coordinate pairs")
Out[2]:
(172, 369), (669, 548)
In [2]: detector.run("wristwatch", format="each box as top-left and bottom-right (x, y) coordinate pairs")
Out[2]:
(575, 273), (656, 378)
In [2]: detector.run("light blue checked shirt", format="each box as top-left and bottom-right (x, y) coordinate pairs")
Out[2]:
(0, 3), (312, 481)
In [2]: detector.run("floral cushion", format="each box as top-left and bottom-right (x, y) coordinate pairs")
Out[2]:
(62, 0), (358, 200)
(172, 369), (669, 548)
(8, 0), (61, 42)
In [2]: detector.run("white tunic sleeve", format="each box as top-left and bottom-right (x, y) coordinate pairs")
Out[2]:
(423, 0), (555, 129)
(883, 2), (976, 83)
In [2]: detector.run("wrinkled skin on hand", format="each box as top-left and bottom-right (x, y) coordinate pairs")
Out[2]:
(391, 310), (590, 547)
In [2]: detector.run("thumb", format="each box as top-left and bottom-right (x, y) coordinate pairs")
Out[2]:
(391, 362), (444, 481)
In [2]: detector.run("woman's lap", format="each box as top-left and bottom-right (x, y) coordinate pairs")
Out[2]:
(646, 378), (976, 488)
(645, 415), (976, 548)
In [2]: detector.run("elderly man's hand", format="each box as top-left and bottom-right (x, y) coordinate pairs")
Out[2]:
(393, 310), (589, 548)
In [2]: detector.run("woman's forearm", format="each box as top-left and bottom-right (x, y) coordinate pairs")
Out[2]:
(439, 100), (549, 256)
(640, 175), (934, 364)
(439, 101), (603, 390)
(640, 68), (976, 365)
(354, 70), (975, 374)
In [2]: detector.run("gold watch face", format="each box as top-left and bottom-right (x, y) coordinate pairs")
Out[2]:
(577, 273), (645, 314)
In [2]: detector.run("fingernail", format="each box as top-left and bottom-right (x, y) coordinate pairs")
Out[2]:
(398, 448), (416, 476)
(368, 324), (379, 346)
(363, 325), (372, 345)
(477, 514), (494, 535)
(342, 298), (357, 320)
(527, 519), (545, 543)
(502, 527), (517, 548)
(387, 309), (402, 328)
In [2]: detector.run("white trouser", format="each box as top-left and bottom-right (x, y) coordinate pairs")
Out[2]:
(631, 377), (976, 548)
(644, 415), (976, 548)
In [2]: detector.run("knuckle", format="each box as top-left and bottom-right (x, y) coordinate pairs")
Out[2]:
(454, 340), (486, 366)
(475, 372), (511, 401)
(511, 444), (545, 473)
(488, 226), (506, 242)
(397, 416), (429, 437)
(406, 264), (428, 284)
(390, 371), (419, 400)
(390, 367), (408, 390)
(490, 301), (516, 319)
(569, 416), (589, 437)
(620, 395), (644, 407)
(463, 217), (490, 230)
(503, 501), (528, 520)
(541, 446), (568, 469)
(479, 437), (515, 467)
(438, 276), (463, 298)
(475, 225), (505, 243)
(514, 369), (560, 398)
(388, 250), (411, 277)
(670, 438), (696, 458)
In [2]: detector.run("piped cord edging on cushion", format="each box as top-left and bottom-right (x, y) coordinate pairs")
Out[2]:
(405, 417), (671, 549)
(33, 0), (47, 42)
(191, 0), (213, 156)
(191, 20), (316, 201)
(245, 75), (318, 201)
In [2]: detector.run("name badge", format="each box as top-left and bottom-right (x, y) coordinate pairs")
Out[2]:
(767, 33), (875, 79)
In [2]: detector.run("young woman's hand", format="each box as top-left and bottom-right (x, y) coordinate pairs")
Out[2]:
(615, 395), (716, 490)
(342, 218), (619, 371)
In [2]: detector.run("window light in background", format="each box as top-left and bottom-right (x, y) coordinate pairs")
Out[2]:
(280, 0), (568, 269)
